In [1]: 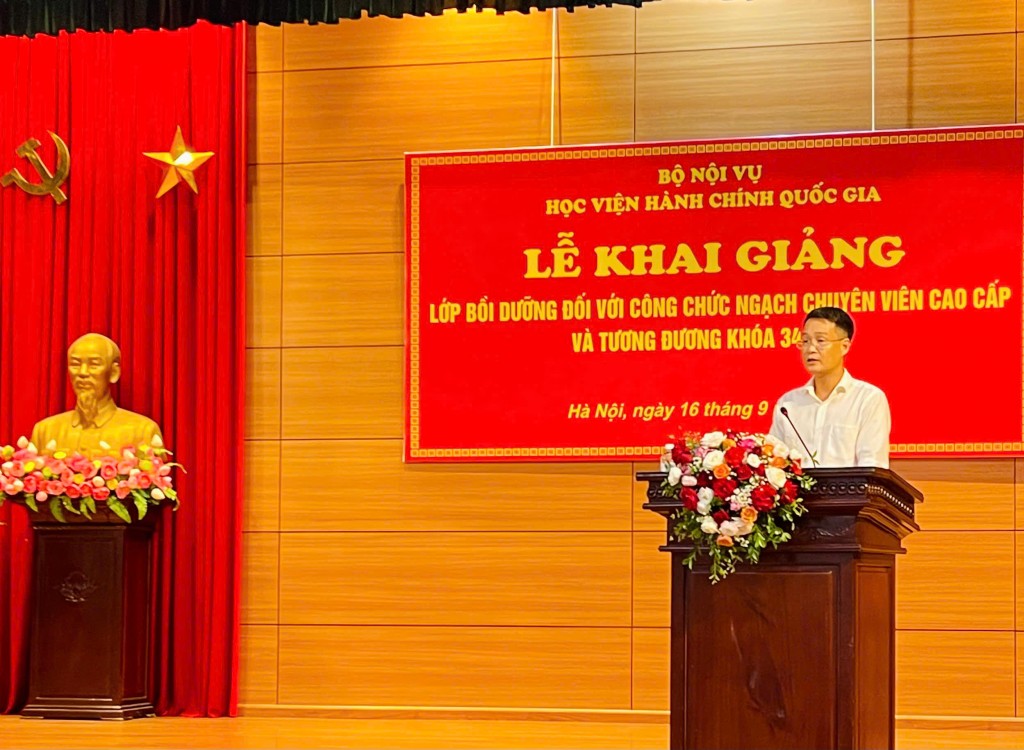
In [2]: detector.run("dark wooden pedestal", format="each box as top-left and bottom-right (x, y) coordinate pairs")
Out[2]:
(22, 511), (156, 720)
(639, 468), (922, 750)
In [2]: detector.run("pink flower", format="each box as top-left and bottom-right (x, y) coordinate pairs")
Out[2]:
(79, 483), (92, 497)
(157, 464), (171, 477)
(92, 487), (110, 501)
(138, 475), (152, 490)
(60, 469), (74, 485)
(127, 474), (139, 489)
(100, 464), (117, 481)
(8, 461), (24, 478)
(22, 475), (38, 494)
(115, 483), (131, 500)
(116, 460), (135, 475)
(35, 491), (47, 504)
(44, 480), (63, 496)
(156, 476), (172, 489)
(65, 485), (81, 499)
(68, 455), (91, 475)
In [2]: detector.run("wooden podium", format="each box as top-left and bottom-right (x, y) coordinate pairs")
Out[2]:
(21, 508), (157, 720)
(638, 467), (921, 750)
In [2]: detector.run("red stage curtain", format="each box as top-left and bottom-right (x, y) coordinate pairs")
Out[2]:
(0, 22), (246, 717)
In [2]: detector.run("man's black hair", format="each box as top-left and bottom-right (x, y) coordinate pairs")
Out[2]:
(804, 307), (854, 339)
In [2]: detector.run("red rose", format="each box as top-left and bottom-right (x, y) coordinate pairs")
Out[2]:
(751, 483), (777, 512)
(695, 471), (713, 488)
(734, 464), (753, 481)
(680, 487), (699, 511)
(755, 463), (766, 477)
(781, 482), (799, 504)
(724, 446), (747, 469)
(712, 510), (730, 524)
(672, 446), (693, 465)
(712, 477), (738, 499)
(791, 460), (803, 476)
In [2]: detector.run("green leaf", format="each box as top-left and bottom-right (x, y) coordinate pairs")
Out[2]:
(83, 496), (96, 515)
(134, 494), (148, 520)
(49, 497), (66, 523)
(24, 495), (38, 512)
(61, 497), (81, 515)
(107, 498), (131, 524)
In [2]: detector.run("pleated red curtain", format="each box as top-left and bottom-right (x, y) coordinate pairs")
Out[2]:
(0, 21), (246, 716)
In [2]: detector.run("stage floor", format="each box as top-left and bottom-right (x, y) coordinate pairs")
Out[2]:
(3, 715), (1024, 749)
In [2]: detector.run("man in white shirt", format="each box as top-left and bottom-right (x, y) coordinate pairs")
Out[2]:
(769, 307), (891, 468)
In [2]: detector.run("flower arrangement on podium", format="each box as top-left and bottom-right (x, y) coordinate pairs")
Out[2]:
(0, 436), (180, 523)
(659, 430), (815, 582)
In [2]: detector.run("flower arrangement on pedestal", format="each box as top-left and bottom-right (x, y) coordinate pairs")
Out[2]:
(659, 430), (815, 582)
(0, 436), (179, 523)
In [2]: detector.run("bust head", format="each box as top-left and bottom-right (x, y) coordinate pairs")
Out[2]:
(67, 333), (121, 408)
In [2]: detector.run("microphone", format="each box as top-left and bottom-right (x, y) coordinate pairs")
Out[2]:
(780, 406), (817, 467)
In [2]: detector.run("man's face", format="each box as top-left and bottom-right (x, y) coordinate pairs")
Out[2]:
(68, 339), (114, 401)
(799, 318), (850, 376)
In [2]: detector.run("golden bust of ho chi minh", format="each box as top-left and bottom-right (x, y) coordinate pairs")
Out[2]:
(30, 333), (163, 457)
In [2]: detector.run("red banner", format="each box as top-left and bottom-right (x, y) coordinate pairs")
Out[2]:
(406, 127), (1024, 461)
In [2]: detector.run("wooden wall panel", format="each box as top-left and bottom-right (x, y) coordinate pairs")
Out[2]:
(248, 72), (282, 164)
(247, 165), (282, 256)
(245, 348), (281, 440)
(244, 440), (281, 532)
(279, 439), (632, 532)
(281, 346), (402, 439)
(558, 6), (635, 57)
(279, 532), (632, 626)
(876, 34), (1016, 128)
(282, 60), (552, 163)
(282, 254), (403, 347)
(875, 0), (1015, 39)
(242, 532), (280, 625)
(559, 55), (635, 145)
(632, 531), (670, 628)
(283, 160), (404, 256)
(284, 12), (551, 70)
(635, 43), (871, 142)
(632, 628), (669, 711)
(633, 462), (666, 532)
(247, 257), (282, 348)
(897, 631), (1015, 716)
(239, 625), (278, 704)
(247, 24), (283, 73)
(896, 532), (1015, 630)
(891, 459), (1014, 531)
(278, 625), (632, 708)
(636, 0), (869, 53)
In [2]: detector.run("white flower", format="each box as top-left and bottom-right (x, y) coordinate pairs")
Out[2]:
(698, 487), (715, 505)
(45, 440), (57, 452)
(152, 434), (164, 448)
(765, 433), (790, 459)
(766, 466), (787, 489)
(700, 431), (725, 448)
(27, 442), (36, 455)
(702, 450), (725, 471)
(700, 517), (719, 534)
(16, 437), (27, 449)
(696, 498), (711, 515)
(746, 453), (761, 468)
(720, 519), (754, 537)
(151, 488), (166, 501)
(667, 465), (683, 486)
(681, 474), (697, 487)
(664, 443), (675, 452)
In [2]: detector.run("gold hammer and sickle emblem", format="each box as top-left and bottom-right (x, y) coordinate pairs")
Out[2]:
(0, 132), (70, 204)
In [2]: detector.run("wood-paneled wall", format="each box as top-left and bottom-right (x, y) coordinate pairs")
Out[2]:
(244, 0), (1024, 720)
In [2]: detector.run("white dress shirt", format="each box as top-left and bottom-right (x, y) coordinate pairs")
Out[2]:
(769, 370), (891, 468)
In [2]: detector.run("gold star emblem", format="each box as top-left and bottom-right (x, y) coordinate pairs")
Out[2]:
(143, 126), (214, 198)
